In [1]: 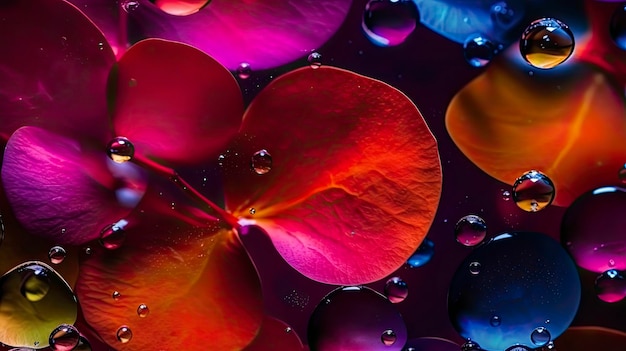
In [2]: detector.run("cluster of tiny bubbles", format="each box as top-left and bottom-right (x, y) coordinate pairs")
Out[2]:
(116, 326), (133, 343)
(121, 0), (139, 12)
(307, 286), (407, 350)
(454, 215), (487, 247)
(618, 163), (626, 183)
(561, 186), (626, 273)
(490, 1), (516, 28)
(112, 291), (121, 300)
(610, 4), (626, 50)
(447, 232), (581, 351)
(461, 340), (481, 351)
(308, 52), (323, 69)
(406, 237), (434, 268)
(594, 269), (626, 303)
(251, 149), (272, 175)
(148, 0), (211, 16)
(236, 62), (252, 79)
(462, 34), (498, 68)
(99, 219), (128, 250)
(361, 0), (420, 47)
(530, 326), (552, 346)
(519, 18), (575, 69)
(137, 303), (150, 318)
(49, 324), (80, 351)
(106, 136), (135, 164)
(511, 170), (555, 212)
(384, 276), (408, 303)
(48, 246), (67, 265)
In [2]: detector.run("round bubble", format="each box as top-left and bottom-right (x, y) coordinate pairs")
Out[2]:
(561, 186), (626, 273)
(384, 277), (408, 303)
(610, 5), (626, 50)
(403, 337), (459, 351)
(463, 34), (497, 68)
(308, 286), (407, 351)
(407, 238), (434, 268)
(455, 214), (487, 247)
(520, 18), (574, 69)
(512, 170), (555, 212)
(362, 0), (420, 47)
(448, 232), (580, 351)
(595, 269), (626, 303)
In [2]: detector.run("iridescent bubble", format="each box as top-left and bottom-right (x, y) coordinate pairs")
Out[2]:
(520, 18), (574, 69)
(490, 2), (515, 28)
(530, 327), (551, 346)
(308, 52), (322, 69)
(468, 261), (481, 275)
(381, 329), (397, 346)
(116, 326), (132, 343)
(610, 5), (626, 50)
(251, 149), (272, 175)
(106, 137), (135, 164)
(463, 34), (497, 68)
(48, 246), (67, 265)
(148, 0), (210, 16)
(595, 270), (626, 303)
(512, 170), (555, 212)
(99, 219), (128, 250)
(49, 324), (80, 351)
(137, 303), (150, 318)
(236, 62), (251, 79)
(308, 286), (407, 351)
(362, 0), (420, 47)
(561, 187), (626, 272)
(384, 277), (408, 303)
(448, 232), (580, 351)
(407, 238), (434, 268)
(455, 215), (487, 247)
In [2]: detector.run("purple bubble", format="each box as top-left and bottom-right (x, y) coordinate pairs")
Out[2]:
(362, 0), (420, 47)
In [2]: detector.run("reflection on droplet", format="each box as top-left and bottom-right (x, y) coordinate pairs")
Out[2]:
(148, 0), (210, 16)
(121, 0), (139, 12)
(48, 246), (67, 265)
(236, 62), (251, 79)
(381, 329), (397, 346)
(490, 1), (515, 28)
(106, 137), (135, 163)
(520, 18), (574, 69)
(308, 52), (322, 69)
(512, 170), (555, 212)
(49, 324), (80, 351)
(455, 215), (487, 247)
(116, 326), (132, 343)
(595, 270), (626, 303)
(384, 277), (408, 303)
(112, 291), (121, 300)
(531, 327), (551, 346)
(490, 315), (501, 327)
(361, 0), (420, 47)
(251, 149), (272, 175)
(407, 238), (434, 268)
(463, 34), (497, 68)
(137, 304), (149, 318)
(468, 261), (481, 275)
(610, 5), (626, 50)
(20, 266), (50, 302)
(99, 219), (128, 250)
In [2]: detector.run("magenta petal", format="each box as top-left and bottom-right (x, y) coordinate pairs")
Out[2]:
(126, 0), (353, 70)
(1, 126), (147, 245)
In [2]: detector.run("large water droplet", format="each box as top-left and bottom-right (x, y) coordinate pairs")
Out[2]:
(512, 170), (555, 212)
(381, 329), (397, 346)
(610, 5), (626, 50)
(308, 52), (322, 69)
(106, 137), (135, 164)
(463, 34), (497, 68)
(137, 303), (150, 318)
(448, 232), (580, 351)
(490, 1), (515, 28)
(251, 149), (272, 175)
(384, 277), (408, 303)
(455, 215), (487, 247)
(361, 0), (420, 47)
(530, 327), (551, 346)
(116, 326), (132, 343)
(520, 18), (574, 69)
(48, 246), (67, 265)
(49, 324), (80, 351)
(236, 62), (251, 79)
(20, 266), (50, 302)
(595, 269), (626, 303)
(148, 0), (210, 16)
(407, 238), (434, 268)
(99, 219), (128, 250)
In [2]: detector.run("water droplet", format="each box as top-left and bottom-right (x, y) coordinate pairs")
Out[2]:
(530, 327), (551, 346)
(361, 0), (420, 47)
(97, 42), (104, 51)
(48, 246), (67, 265)
(520, 18), (574, 69)
(512, 170), (555, 212)
(137, 303), (149, 317)
(20, 266), (50, 302)
(455, 215), (487, 247)
(83, 247), (92, 255)
(381, 329), (397, 346)
(249, 208), (256, 215)
(490, 315), (501, 327)
(506, 346), (531, 351)
(384, 276), (408, 303)
(148, 0), (210, 16)
(468, 261), (481, 275)
(610, 5), (626, 50)
(236, 62), (251, 79)
(502, 190), (511, 201)
(463, 34), (497, 67)
(461, 340), (481, 351)
(106, 137), (135, 163)
(545, 341), (555, 350)
(112, 291), (121, 300)
(490, 1), (515, 28)
(595, 269), (626, 303)
(285, 327), (292, 333)
(251, 149), (272, 175)
(49, 324), (80, 351)
(308, 52), (322, 69)
(99, 219), (128, 250)
(116, 326), (132, 343)
(407, 238), (434, 268)
(121, 0), (139, 12)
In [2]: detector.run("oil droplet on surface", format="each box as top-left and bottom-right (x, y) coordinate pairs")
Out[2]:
(20, 266), (50, 302)
(468, 261), (481, 275)
(455, 215), (487, 247)
(251, 149), (272, 175)
(384, 277), (408, 303)
(116, 326), (132, 343)
(594, 269), (626, 303)
(49, 324), (80, 351)
(106, 137), (135, 163)
(520, 18), (574, 69)
(48, 246), (66, 265)
(149, 0), (210, 16)
(610, 5), (626, 50)
(490, 315), (502, 327)
(530, 327), (551, 346)
(308, 52), (322, 69)
(121, 0), (139, 12)
(463, 34), (496, 67)
(137, 304), (149, 318)
(99, 219), (128, 250)
(361, 0), (420, 47)
(490, 1), (515, 28)
(512, 170), (555, 212)
(381, 329), (397, 346)
(236, 62), (251, 79)
(112, 291), (121, 300)
(407, 238), (434, 268)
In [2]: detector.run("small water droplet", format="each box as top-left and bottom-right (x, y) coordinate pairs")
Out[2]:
(308, 52), (322, 69)
(530, 327), (551, 346)
(512, 170), (555, 212)
(595, 269), (626, 303)
(49, 324), (80, 351)
(610, 5), (626, 50)
(285, 327), (292, 333)
(84, 247), (92, 255)
(609, 258), (616, 267)
(20, 265), (51, 302)
(502, 190), (511, 201)
(463, 34), (497, 67)
(490, 315), (501, 327)
(455, 214), (487, 247)
(106, 137), (135, 163)
(545, 341), (555, 350)
(361, 0), (420, 47)
(137, 303), (149, 318)
(251, 149), (272, 175)
(116, 326), (132, 343)
(236, 62), (251, 79)
(520, 18), (574, 69)
(121, 0), (139, 12)
(407, 238), (434, 267)
(48, 246), (67, 265)
(468, 261), (481, 275)
(98, 42), (104, 51)
(380, 329), (396, 346)
(384, 276), (408, 303)
(99, 219), (128, 250)
(112, 291), (121, 300)
(249, 208), (256, 215)
(148, 0), (210, 16)
(490, 1), (515, 28)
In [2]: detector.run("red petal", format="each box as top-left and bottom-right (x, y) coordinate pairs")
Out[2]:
(2, 127), (146, 245)
(110, 39), (243, 165)
(223, 67), (442, 285)
(557, 326), (626, 350)
(0, 0), (114, 142)
(243, 316), (304, 351)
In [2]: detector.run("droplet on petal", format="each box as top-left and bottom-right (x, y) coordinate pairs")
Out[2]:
(407, 238), (434, 268)
(610, 5), (626, 50)
(106, 137), (135, 164)
(520, 18), (574, 69)
(361, 0), (420, 47)
(595, 269), (626, 303)
(512, 170), (555, 212)
(530, 327), (551, 346)
(455, 215), (487, 247)
(112, 291), (121, 300)
(48, 246), (67, 265)
(381, 329), (397, 346)
(137, 303), (150, 317)
(384, 277), (408, 303)
(149, 0), (210, 16)
(251, 149), (272, 175)
(463, 34), (496, 67)
(237, 62), (252, 80)
(99, 219), (128, 250)
(116, 326), (132, 343)
(308, 52), (322, 69)
(49, 324), (80, 351)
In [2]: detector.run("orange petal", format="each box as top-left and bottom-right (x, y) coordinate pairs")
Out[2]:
(243, 316), (304, 351)
(445, 57), (626, 206)
(557, 326), (626, 350)
(223, 66), (442, 285)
